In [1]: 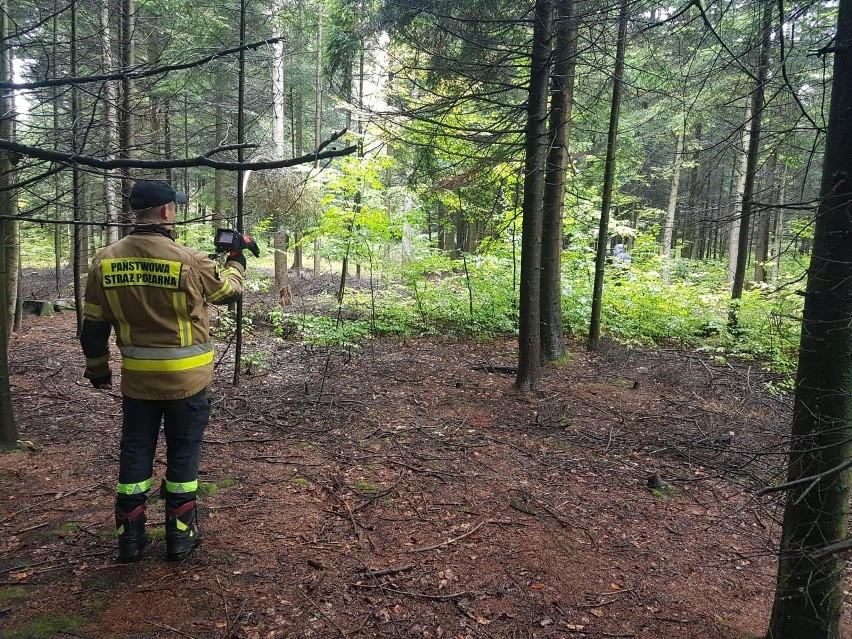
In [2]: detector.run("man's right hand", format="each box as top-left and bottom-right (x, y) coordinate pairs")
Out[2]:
(240, 235), (260, 258)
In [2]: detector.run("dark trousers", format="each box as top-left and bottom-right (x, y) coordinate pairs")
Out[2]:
(116, 388), (210, 511)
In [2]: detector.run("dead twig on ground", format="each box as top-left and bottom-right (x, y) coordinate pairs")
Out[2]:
(408, 520), (486, 553)
(299, 590), (350, 638)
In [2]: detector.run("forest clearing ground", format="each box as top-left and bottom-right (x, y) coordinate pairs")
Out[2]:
(1, 302), (846, 639)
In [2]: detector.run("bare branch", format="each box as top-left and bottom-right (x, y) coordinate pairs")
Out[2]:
(1, 37), (287, 91)
(756, 458), (852, 497)
(0, 129), (356, 171)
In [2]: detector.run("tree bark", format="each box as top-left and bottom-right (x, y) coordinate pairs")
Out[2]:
(727, 105), (751, 284)
(731, 0), (772, 303)
(587, 0), (628, 351)
(100, 0), (120, 244)
(540, 0), (577, 361)
(119, 0), (135, 236)
(662, 130), (685, 284)
(314, 7), (324, 166)
(0, 0), (19, 446)
(514, 0), (553, 391)
(771, 166), (787, 285)
(754, 151), (776, 283)
(765, 3), (852, 636)
(213, 101), (224, 227)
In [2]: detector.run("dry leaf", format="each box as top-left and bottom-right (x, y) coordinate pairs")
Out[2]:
(610, 583), (621, 590)
(589, 608), (605, 618)
(530, 582), (545, 590)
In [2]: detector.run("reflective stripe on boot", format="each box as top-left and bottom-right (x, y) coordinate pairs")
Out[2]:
(166, 501), (201, 561)
(115, 504), (147, 563)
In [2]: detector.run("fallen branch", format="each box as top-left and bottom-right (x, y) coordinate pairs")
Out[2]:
(361, 564), (414, 578)
(350, 583), (470, 600)
(408, 520), (485, 553)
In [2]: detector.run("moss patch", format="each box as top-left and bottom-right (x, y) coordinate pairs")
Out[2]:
(0, 586), (28, 600)
(2, 613), (84, 639)
(199, 478), (238, 495)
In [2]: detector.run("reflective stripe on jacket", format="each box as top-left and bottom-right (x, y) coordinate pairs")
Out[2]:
(82, 228), (244, 400)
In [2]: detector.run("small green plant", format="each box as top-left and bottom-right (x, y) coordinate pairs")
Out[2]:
(355, 479), (383, 494)
(213, 310), (254, 340)
(292, 477), (310, 488)
(241, 350), (270, 374)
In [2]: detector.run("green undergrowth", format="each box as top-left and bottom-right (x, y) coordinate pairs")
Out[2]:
(265, 251), (802, 382)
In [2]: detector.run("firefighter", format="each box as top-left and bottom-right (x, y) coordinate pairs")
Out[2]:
(79, 180), (257, 563)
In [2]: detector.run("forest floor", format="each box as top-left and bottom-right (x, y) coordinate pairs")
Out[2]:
(1, 270), (847, 639)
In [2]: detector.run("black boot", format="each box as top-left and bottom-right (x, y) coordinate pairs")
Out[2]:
(115, 504), (147, 563)
(166, 501), (201, 561)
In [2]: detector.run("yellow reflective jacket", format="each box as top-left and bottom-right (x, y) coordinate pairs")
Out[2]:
(81, 227), (244, 400)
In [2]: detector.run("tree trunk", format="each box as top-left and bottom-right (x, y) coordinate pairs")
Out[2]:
(765, 3), (852, 636)
(213, 102), (224, 227)
(0, 0), (20, 446)
(754, 151), (776, 283)
(100, 0), (120, 244)
(731, 0), (771, 306)
(314, 6), (324, 166)
(162, 100), (172, 183)
(771, 167), (787, 285)
(587, 0), (628, 351)
(662, 130), (685, 284)
(272, 5), (286, 160)
(275, 230), (289, 292)
(540, 0), (577, 361)
(293, 230), (303, 273)
(514, 0), (553, 391)
(313, 238), (321, 276)
(727, 106), (751, 284)
(683, 123), (702, 259)
(233, 0), (248, 385)
(119, 0), (135, 236)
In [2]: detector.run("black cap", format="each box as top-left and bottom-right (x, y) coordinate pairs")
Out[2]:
(129, 180), (188, 210)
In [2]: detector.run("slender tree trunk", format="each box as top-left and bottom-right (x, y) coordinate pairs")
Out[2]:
(233, 0), (248, 385)
(52, 8), (63, 292)
(728, 107), (751, 284)
(684, 123), (702, 259)
(71, 0), (86, 333)
(314, 6), (324, 164)
(515, 0), (553, 391)
(313, 238), (321, 276)
(765, 3), (852, 636)
(100, 0), (120, 244)
(213, 102), (224, 227)
(271, 3), (289, 295)
(587, 0), (628, 351)
(731, 0), (771, 306)
(162, 100), (172, 183)
(292, 230), (303, 273)
(662, 130), (685, 284)
(754, 151), (776, 283)
(771, 167), (787, 285)
(0, 0), (16, 447)
(275, 230), (289, 293)
(119, 0), (135, 235)
(540, 0), (577, 361)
